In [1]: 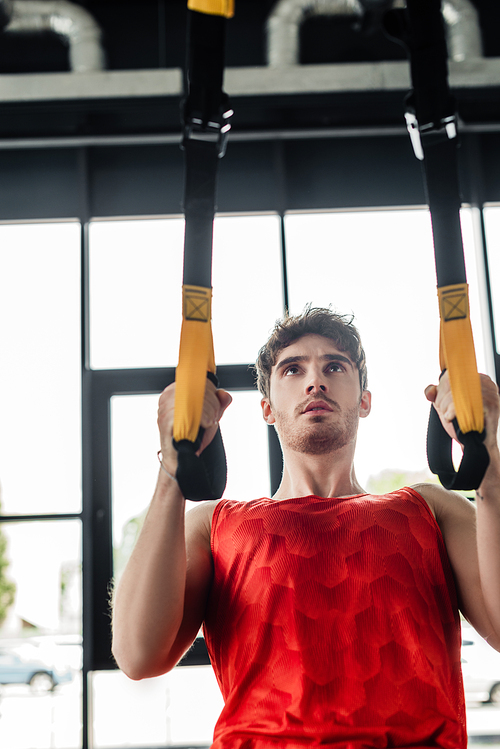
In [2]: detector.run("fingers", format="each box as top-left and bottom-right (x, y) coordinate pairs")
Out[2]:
(479, 374), (500, 451)
(216, 387), (233, 416)
(424, 384), (438, 404)
(199, 381), (232, 428)
(425, 372), (500, 449)
(479, 373), (500, 412)
(425, 373), (455, 417)
(197, 383), (232, 456)
(424, 373), (458, 443)
(157, 380), (233, 469)
(157, 382), (178, 473)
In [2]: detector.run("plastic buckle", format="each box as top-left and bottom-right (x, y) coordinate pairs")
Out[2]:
(405, 111), (424, 161)
(182, 106), (233, 158)
(405, 111), (457, 162)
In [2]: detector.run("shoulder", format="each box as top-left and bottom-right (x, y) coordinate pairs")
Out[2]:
(185, 499), (220, 552)
(411, 481), (476, 527)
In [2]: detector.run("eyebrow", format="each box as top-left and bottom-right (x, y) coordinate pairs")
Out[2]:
(275, 353), (355, 372)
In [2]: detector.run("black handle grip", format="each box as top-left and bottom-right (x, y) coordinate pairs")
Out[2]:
(174, 426), (227, 501)
(426, 405), (489, 491)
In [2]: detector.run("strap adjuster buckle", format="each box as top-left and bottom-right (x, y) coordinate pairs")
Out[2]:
(182, 106), (233, 158)
(405, 111), (458, 162)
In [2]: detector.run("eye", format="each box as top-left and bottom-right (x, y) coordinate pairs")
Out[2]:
(326, 362), (345, 373)
(284, 365), (300, 376)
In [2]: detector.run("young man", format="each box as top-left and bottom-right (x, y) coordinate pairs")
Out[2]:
(112, 307), (500, 748)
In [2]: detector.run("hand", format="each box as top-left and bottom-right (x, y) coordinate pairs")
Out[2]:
(425, 371), (500, 453)
(157, 380), (232, 475)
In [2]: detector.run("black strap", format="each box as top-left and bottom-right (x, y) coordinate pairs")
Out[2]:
(173, 8), (232, 501)
(386, 0), (489, 490)
(182, 137), (220, 288)
(182, 9), (233, 288)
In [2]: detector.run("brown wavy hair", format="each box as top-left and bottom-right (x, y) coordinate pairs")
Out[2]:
(255, 306), (368, 400)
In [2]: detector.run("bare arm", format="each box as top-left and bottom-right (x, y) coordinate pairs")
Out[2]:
(111, 380), (232, 680)
(420, 372), (500, 650)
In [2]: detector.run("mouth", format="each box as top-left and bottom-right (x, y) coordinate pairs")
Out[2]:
(302, 400), (334, 414)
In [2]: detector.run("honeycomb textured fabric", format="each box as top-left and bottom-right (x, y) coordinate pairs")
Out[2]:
(203, 488), (466, 748)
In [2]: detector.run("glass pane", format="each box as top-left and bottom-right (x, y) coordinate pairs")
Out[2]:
(462, 623), (500, 740)
(89, 214), (283, 369)
(285, 208), (485, 488)
(212, 214), (283, 364)
(112, 390), (269, 584)
(89, 218), (184, 370)
(0, 222), (81, 515)
(484, 205), (500, 354)
(0, 520), (82, 749)
(91, 666), (223, 748)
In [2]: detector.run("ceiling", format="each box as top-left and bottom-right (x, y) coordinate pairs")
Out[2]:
(0, 0), (497, 140)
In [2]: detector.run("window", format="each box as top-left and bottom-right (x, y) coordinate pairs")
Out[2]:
(0, 222), (82, 749)
(0, 521), (81, 749)
(0, 222), (81, 516)
(90, 667), (223, 748)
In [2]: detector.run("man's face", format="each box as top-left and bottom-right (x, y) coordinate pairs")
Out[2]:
(261, 334), (371, 456)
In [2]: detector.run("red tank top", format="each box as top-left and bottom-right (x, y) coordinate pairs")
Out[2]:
(203, 488), (466, 749)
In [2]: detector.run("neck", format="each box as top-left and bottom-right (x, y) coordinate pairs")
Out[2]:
(273, 442), (366, 500)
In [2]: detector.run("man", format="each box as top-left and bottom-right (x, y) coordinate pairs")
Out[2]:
(112, 307), (500, 748)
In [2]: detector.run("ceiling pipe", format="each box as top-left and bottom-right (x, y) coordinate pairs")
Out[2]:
(267, 0), (364, 68)
(267, 0), (483, 66)
(442, 0), (483, 62)
(0, 0), (105, 72)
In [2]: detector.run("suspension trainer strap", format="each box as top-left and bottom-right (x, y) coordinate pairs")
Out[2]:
(173, 1), (234, 500)
(390, 0), (489, 489)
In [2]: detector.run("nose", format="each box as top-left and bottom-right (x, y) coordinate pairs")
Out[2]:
(306, 371), (327, 394)
(307, 383), (326, 393)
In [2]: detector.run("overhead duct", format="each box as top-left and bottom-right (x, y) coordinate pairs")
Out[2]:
(267, 0), (364, 68)
(442, 0), (483, 62)
(267, 0), (483, 66)
(0, 0), (105, 72)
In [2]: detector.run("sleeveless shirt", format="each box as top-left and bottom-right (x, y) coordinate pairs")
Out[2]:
(203, 487), (466, 749)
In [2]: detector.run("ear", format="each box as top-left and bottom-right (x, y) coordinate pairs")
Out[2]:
(359, 390), (371, 419)
(261, 397), (276, 425)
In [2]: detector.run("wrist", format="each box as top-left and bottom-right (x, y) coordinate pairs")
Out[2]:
(477, 447), (500, 499)
(157, 450), (178, 483)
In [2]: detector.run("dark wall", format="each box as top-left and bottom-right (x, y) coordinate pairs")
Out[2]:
(0, 131), (496, 222)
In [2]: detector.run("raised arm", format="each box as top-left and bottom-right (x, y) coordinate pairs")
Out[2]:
(111, 380), (232, 680)
(420, 372), (500, 649)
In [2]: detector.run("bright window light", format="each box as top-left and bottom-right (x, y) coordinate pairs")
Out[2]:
(0, 221), (81, 515)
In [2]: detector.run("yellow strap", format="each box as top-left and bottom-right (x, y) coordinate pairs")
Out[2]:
(438, 283), (484, 435)
(187, 0), (234, 18)
(173, 285), (216, 444)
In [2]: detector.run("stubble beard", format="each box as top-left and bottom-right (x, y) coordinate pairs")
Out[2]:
(273, 404), (360, 456)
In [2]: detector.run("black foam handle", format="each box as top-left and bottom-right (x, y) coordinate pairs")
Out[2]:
(426, 405), (489, 490)
(174, 426), (227, 501)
